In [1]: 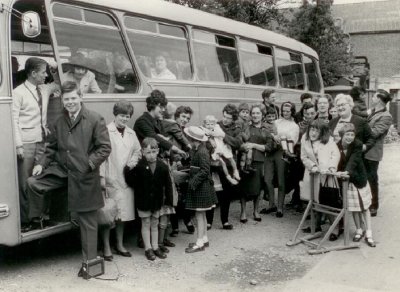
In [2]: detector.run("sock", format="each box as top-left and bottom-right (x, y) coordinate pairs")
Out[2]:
(202, 235), (208, 243)
(195, 238), (204, 247)
(365, 229), (372, 238)
(356, 228), (363, 235)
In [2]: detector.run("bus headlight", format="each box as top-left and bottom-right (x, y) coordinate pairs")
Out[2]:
(0, 204), (10, 218)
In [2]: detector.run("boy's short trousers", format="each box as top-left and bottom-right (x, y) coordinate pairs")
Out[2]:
(137, 209), (160, 219)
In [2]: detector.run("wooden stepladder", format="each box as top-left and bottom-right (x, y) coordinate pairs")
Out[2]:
(287, 172), (360, 254)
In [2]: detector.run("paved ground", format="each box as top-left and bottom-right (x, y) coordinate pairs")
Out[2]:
(0, 144), (399, 292)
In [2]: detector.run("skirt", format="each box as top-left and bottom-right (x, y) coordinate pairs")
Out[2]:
(239, 161), (264, 201)
(347, 182), (372, 212)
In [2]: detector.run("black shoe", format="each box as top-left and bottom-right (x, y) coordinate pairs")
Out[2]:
(159, 244), (170, 253)
(260, 207), (277, 215)
(185, 244), (205, 253)
(329, 233), (339, 241)
(223, 222), (233, 230)
(77, 267), (91, 279)
(145, 249), (156, 261)
(276, 211), (283, 218)
(153, 248), (167, 259)
(163, 238), (175, 247)
(302, 226), (322, 233)
(21, 223), (32, 233)
(370, 208), (377, 217)
(240, 218), (248, 224)
(253, 213), (262, 222)
(103, 254), (113, 261)
(115, 248), (132, 257)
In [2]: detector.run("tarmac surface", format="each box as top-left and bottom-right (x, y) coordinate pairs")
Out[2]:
(0, 144), (399, 292)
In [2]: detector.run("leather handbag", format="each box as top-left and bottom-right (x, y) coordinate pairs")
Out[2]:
(318, 176), (342, 208)
(97, 190), (118, 227)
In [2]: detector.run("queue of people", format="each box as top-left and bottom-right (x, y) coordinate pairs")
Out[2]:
(13, 57), (394, 279)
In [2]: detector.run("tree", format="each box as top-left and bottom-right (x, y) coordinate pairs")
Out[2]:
(168, 0), (289, 33)
(288, 2), (353, 86)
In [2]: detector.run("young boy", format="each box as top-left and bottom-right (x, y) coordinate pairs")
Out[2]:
(203, 115), (240, 185)
(126, 138), (173, 261)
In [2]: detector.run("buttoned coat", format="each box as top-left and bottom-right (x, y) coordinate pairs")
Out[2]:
(125, 158), (173, 212)
(300, 136), (340, 201)
(364, 109), (393, 161)
(39, 105), (111, 212)
(100, 122), (141, 221)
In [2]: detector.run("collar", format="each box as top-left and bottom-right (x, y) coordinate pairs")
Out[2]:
(70, 108), (81, 119)
(108, 121), (133, 134)
(25, 80), (38, 91)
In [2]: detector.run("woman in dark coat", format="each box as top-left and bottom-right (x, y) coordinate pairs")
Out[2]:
(336, 123), (376, 247)
(184, 126), (218, 253)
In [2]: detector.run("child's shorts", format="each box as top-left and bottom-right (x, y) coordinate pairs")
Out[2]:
(137, 209), (160, 219)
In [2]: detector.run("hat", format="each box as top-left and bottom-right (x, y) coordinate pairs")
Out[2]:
(68, 53), (90, 69)
(184, 126), (208, 142)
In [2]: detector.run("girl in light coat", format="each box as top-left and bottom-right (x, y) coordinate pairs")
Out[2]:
(100, 101), (141, 260)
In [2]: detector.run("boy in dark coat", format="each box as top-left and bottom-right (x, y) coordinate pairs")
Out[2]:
(125, 138), (173, 261)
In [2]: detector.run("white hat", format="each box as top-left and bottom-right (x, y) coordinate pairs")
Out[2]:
(184, 126), (208, 142)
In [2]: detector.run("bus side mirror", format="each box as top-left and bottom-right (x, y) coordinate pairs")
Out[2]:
(21, 11), (41, 38)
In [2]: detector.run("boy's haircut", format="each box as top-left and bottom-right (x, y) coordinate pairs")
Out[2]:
(25, 57), (47, 76)
(281, 101), (296, 118)
(339, 122), (355, 137)
(316, 95), (333, 109)
(301, 101), (315, 114)
(113, 100), (134, 117)
(250, 103), (266, 116)
(61, 81), (82, 96)
(306, 120), (330, 144)
(300, 93), (313, 103)
(222, 103), (239, 120)
(238, 102), (250, 112)
(376, 89), (392, 104)
(146, 89), (167, 111)
(142, 137), (159, 149)
(349, 86), (365, 100)
(262, 89), (275, 100)
(174, 106), (194, 119)
(265, 106), (277, 115)
(203, 115), (217, 124)
(163, 102), (177, 119)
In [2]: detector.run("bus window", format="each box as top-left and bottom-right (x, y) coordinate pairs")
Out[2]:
(51, 3), (139, 94)
(239, 40), (276, 86)
(275, 48), (304, 90)
(303, 55), (321, 92)
(125, 16), (192, 81)
(192, 30), (240, 83)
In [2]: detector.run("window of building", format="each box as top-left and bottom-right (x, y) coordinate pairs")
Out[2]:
(303, 55), (321, 92)
(239, 40), (276, 86)
(192, 30), (240, 83)
(125, 16), (192, 81)
(275, 48), (304, 90)
(51, 3), (139, 94)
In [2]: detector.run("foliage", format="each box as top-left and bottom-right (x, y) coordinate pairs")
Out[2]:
(168, 0), (289, 32)
(288, 3), (353, 86)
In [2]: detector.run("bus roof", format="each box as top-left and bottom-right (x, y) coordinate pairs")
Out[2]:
(61, 0), (318, 59)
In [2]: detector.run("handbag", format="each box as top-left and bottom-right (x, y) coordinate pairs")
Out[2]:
(97, 190), (118, 227)
(318, 176), (342, 208)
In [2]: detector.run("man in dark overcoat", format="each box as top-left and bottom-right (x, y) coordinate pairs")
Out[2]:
(26, 81), (111, 277)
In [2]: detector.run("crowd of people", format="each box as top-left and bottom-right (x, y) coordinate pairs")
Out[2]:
(13, 57), (394, 279)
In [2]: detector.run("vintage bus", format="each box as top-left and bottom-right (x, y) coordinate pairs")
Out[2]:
(0, 0), (323, 246)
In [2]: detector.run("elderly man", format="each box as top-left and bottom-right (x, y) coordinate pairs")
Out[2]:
(26, 81), (111, 278)
(364, 89), (393, 217)
(12, 57), (59, 232)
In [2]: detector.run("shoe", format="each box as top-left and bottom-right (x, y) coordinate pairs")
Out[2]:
(302, 226), (322, 233)
(207, 224), (212, 230)
(185, 244), (205, 253)
(365, 237), (376, 247)
(253, 213), (262, 222)
(223, 223), (233, 230)
(145, 249), (156, 261)
(276, 211), (283, 218)
(188, 241), (209, 248)
(163, 238), (175, 247)
(153, 248), (167, 259)
(329, 233), (339, 241)
(77, 267), (90, 279)
(260, 207), (277, 215)
(115, 248), (132, 257)
(170, 229), (179, 237)
(185, 223), (195, 234)
(353, 231), (364, 242)
(103, 254), (113, 261)
(240, 218), (248, 224)
(370, 208), (377, 217)
(159, 244), (170, 253)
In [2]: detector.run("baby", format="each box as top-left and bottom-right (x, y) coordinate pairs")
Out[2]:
(202, 115), (240, 185)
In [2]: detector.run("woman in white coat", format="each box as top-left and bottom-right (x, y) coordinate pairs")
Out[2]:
(101, 101), (141, 260)
(300, 120), (340, 238)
